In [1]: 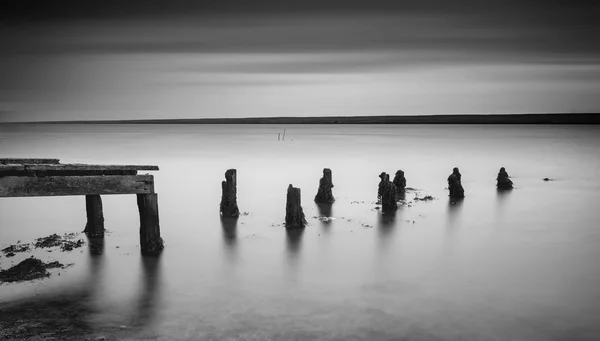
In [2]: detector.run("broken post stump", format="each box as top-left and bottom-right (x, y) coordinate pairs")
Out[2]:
(314, 168), (335, 203)
(448, 167), (465, 198)
(285, 184), (307, 229)
(378, 173), (398, 212)
(220, 169), (240, 217)
(496, 167), (514, 190)
(377, 172), (388, 203)
(84, 194), (104, 237)
(392, 170), (406, 194)
(137, 193), (164, 255)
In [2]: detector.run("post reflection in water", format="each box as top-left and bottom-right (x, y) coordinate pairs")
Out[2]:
(86, 235), (105, 306)
(496, 188), (512, 211)
(315, 203), (333, 234)
(220, 216), (238, 262)
(446, 197), (464, 240)
(376, 209), (399, 253)
(285, 228), (304, 270)
(129, 254), (163, 328)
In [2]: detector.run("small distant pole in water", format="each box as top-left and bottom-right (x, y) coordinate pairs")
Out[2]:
(278, 133), (281, 141)
(285, 184), (307, 229)
(220, 169), (240, 217)
(496, 167), (514, 189)
(314, 168), (335, 203)
(282, 129), (286, 141)
(447, 167), (465, 198)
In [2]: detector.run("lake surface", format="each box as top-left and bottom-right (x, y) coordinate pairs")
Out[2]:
(1, 124), (600, 340)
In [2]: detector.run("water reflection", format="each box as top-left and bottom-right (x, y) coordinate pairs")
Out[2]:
(220, 216), (238, 262)
(0, 236), (107, 336)
(129, 255), (163, 328)
(446, 197), (464, 235)
(377, 209), (399, 252)
(315, 203), (333, 235)
(285, 228), (304, 266)
(496, 188), (512, 210)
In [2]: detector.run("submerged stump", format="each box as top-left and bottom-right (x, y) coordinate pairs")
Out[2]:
(137, 193), (164, 255)
(496, 167), (514, 190)
(285, 184), (307, 229)
(220, 169), (240, 217)
(448, 167), (465, 198)
(377, 172), (389, 203)
(378, 173), (398, 212)
(314, 168), (335, 203)
(84, 194), (104, 237)
(392, 170), (407, 194)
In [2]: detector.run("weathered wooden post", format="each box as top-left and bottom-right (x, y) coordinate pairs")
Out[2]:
(496, 167), (513, 190)
(448, 167), (465, 198)
(220, 169), (240, 217)
(137, 193), (164, 255)
(84, 194), (104, 237)
(285, 184), (307, 229)
(392, 170), (406, 194)
(377, 172), (387, 202)
(314, 168), (335, 203)
(378, 174), (398, 212)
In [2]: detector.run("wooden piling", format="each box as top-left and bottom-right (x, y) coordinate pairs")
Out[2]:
(392, 170), (406, 194)
(137, 193), (164, 255)
(448, 167), (465, 198)
(314, 168), (335, 203)
(220, 169), (240, 217)
(84, 194), (105, 237)
(285, 184), (307, 229)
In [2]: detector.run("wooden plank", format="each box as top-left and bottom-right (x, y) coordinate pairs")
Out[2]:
(0, 158), (60, 164)
(0, 165), (138, 176)
(0, 175), (154, 197)
(24, 164), (159, 171)
(0, 165), (25, 172)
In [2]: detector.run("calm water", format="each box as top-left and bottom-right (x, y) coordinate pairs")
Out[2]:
(1, 124), (600, 340)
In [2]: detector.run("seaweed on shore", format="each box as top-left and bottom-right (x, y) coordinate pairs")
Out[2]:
(0, 258), (66, 283)
(34, 233), (85, 251)
(414, 195), (435, 201)
(2, 243), (30, 254)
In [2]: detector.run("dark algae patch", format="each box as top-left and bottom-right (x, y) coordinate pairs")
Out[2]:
(2, 243), (31, 254)
(414, 195), (435, 201)
(0, 258), (66, 283)
(34, 233), (85, 251)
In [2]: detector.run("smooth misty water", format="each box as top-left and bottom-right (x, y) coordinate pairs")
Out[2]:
(1, 124), (600, 340)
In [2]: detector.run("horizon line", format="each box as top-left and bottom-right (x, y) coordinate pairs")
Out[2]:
(2, 113), (599, 125)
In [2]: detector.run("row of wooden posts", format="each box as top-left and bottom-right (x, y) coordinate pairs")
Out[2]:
(221, 166), (514, 229)
(0, 159), (514, 255)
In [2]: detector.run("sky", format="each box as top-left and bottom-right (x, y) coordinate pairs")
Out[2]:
(1, 0), (599, 122)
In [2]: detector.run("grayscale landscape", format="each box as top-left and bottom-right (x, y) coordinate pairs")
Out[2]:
(1, 0), (600, 340)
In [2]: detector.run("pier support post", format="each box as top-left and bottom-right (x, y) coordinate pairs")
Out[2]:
(286, 184), (307, 229)
(84, 194), (105, 237)
(137, 193), (164, 255)
(314, 168), (335, 203)
(220, 169), (240, 217)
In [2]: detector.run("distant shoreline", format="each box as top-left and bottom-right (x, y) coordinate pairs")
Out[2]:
(2, 113), (599, 125)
